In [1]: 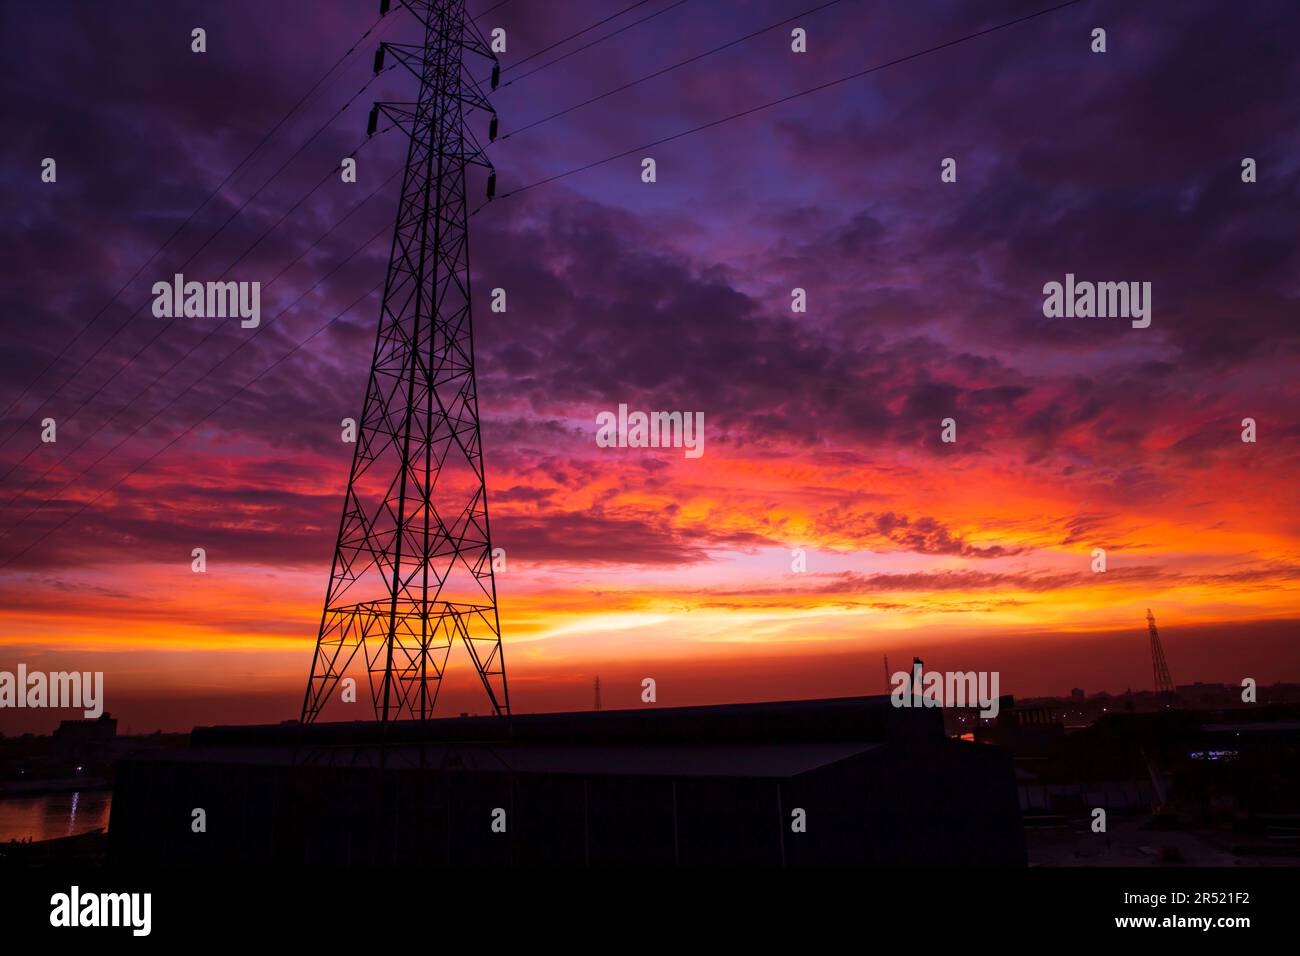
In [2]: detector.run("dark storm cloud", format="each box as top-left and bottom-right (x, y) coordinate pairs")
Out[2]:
(0, 0), (1297, 575)
(496, 510), (711, 566)
(807, 506), (1025, 558)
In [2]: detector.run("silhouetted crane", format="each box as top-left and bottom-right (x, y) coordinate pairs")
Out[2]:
(1146, 609), (1178, 700)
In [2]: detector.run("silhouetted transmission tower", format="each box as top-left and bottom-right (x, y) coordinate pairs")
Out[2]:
(1146, 608), (1177, 699)
(302, 0), (507, 724)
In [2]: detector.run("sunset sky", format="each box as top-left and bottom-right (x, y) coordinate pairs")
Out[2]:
(1, 0), (1297, 733)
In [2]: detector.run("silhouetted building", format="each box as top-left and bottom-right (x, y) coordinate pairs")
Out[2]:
(975, 699), (1064, 757)
(52, 713), (117, 747)
(110, 695), (1025, 865)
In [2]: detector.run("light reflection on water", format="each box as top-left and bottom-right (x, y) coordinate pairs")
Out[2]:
(0, 790), (112, 843)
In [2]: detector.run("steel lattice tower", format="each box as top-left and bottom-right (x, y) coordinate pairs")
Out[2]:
(302, 0), (507, 724)
(1146, 608), (1177, 698)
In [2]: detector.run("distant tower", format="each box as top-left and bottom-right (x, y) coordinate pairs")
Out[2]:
(593, 676), (602, 712)
(1146, 609), (1177, 698)
(883, 654), (891, 694)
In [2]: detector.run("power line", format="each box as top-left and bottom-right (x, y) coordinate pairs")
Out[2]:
(472, 0), (517, 20)
(0, 277), (387, 573)
(0, 58), (394, 459)
(502, 0), (846, 140)
(499, 0), (657, 75)
(0, 63), (395, 471)
(0, 225), (393, 565)
(494, 0), (691, 88)
(0, 158), (403, 522)
(493, 0), (1083, 201)
(0, 3), (494, 563)
(0, 13), (388, 436)
(0, 121), (395, 502)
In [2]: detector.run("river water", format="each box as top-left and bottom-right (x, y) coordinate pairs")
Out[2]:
(0, 790), (112, 843)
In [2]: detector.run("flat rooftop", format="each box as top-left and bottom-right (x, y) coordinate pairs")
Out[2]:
(189, 693), (944, 751)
